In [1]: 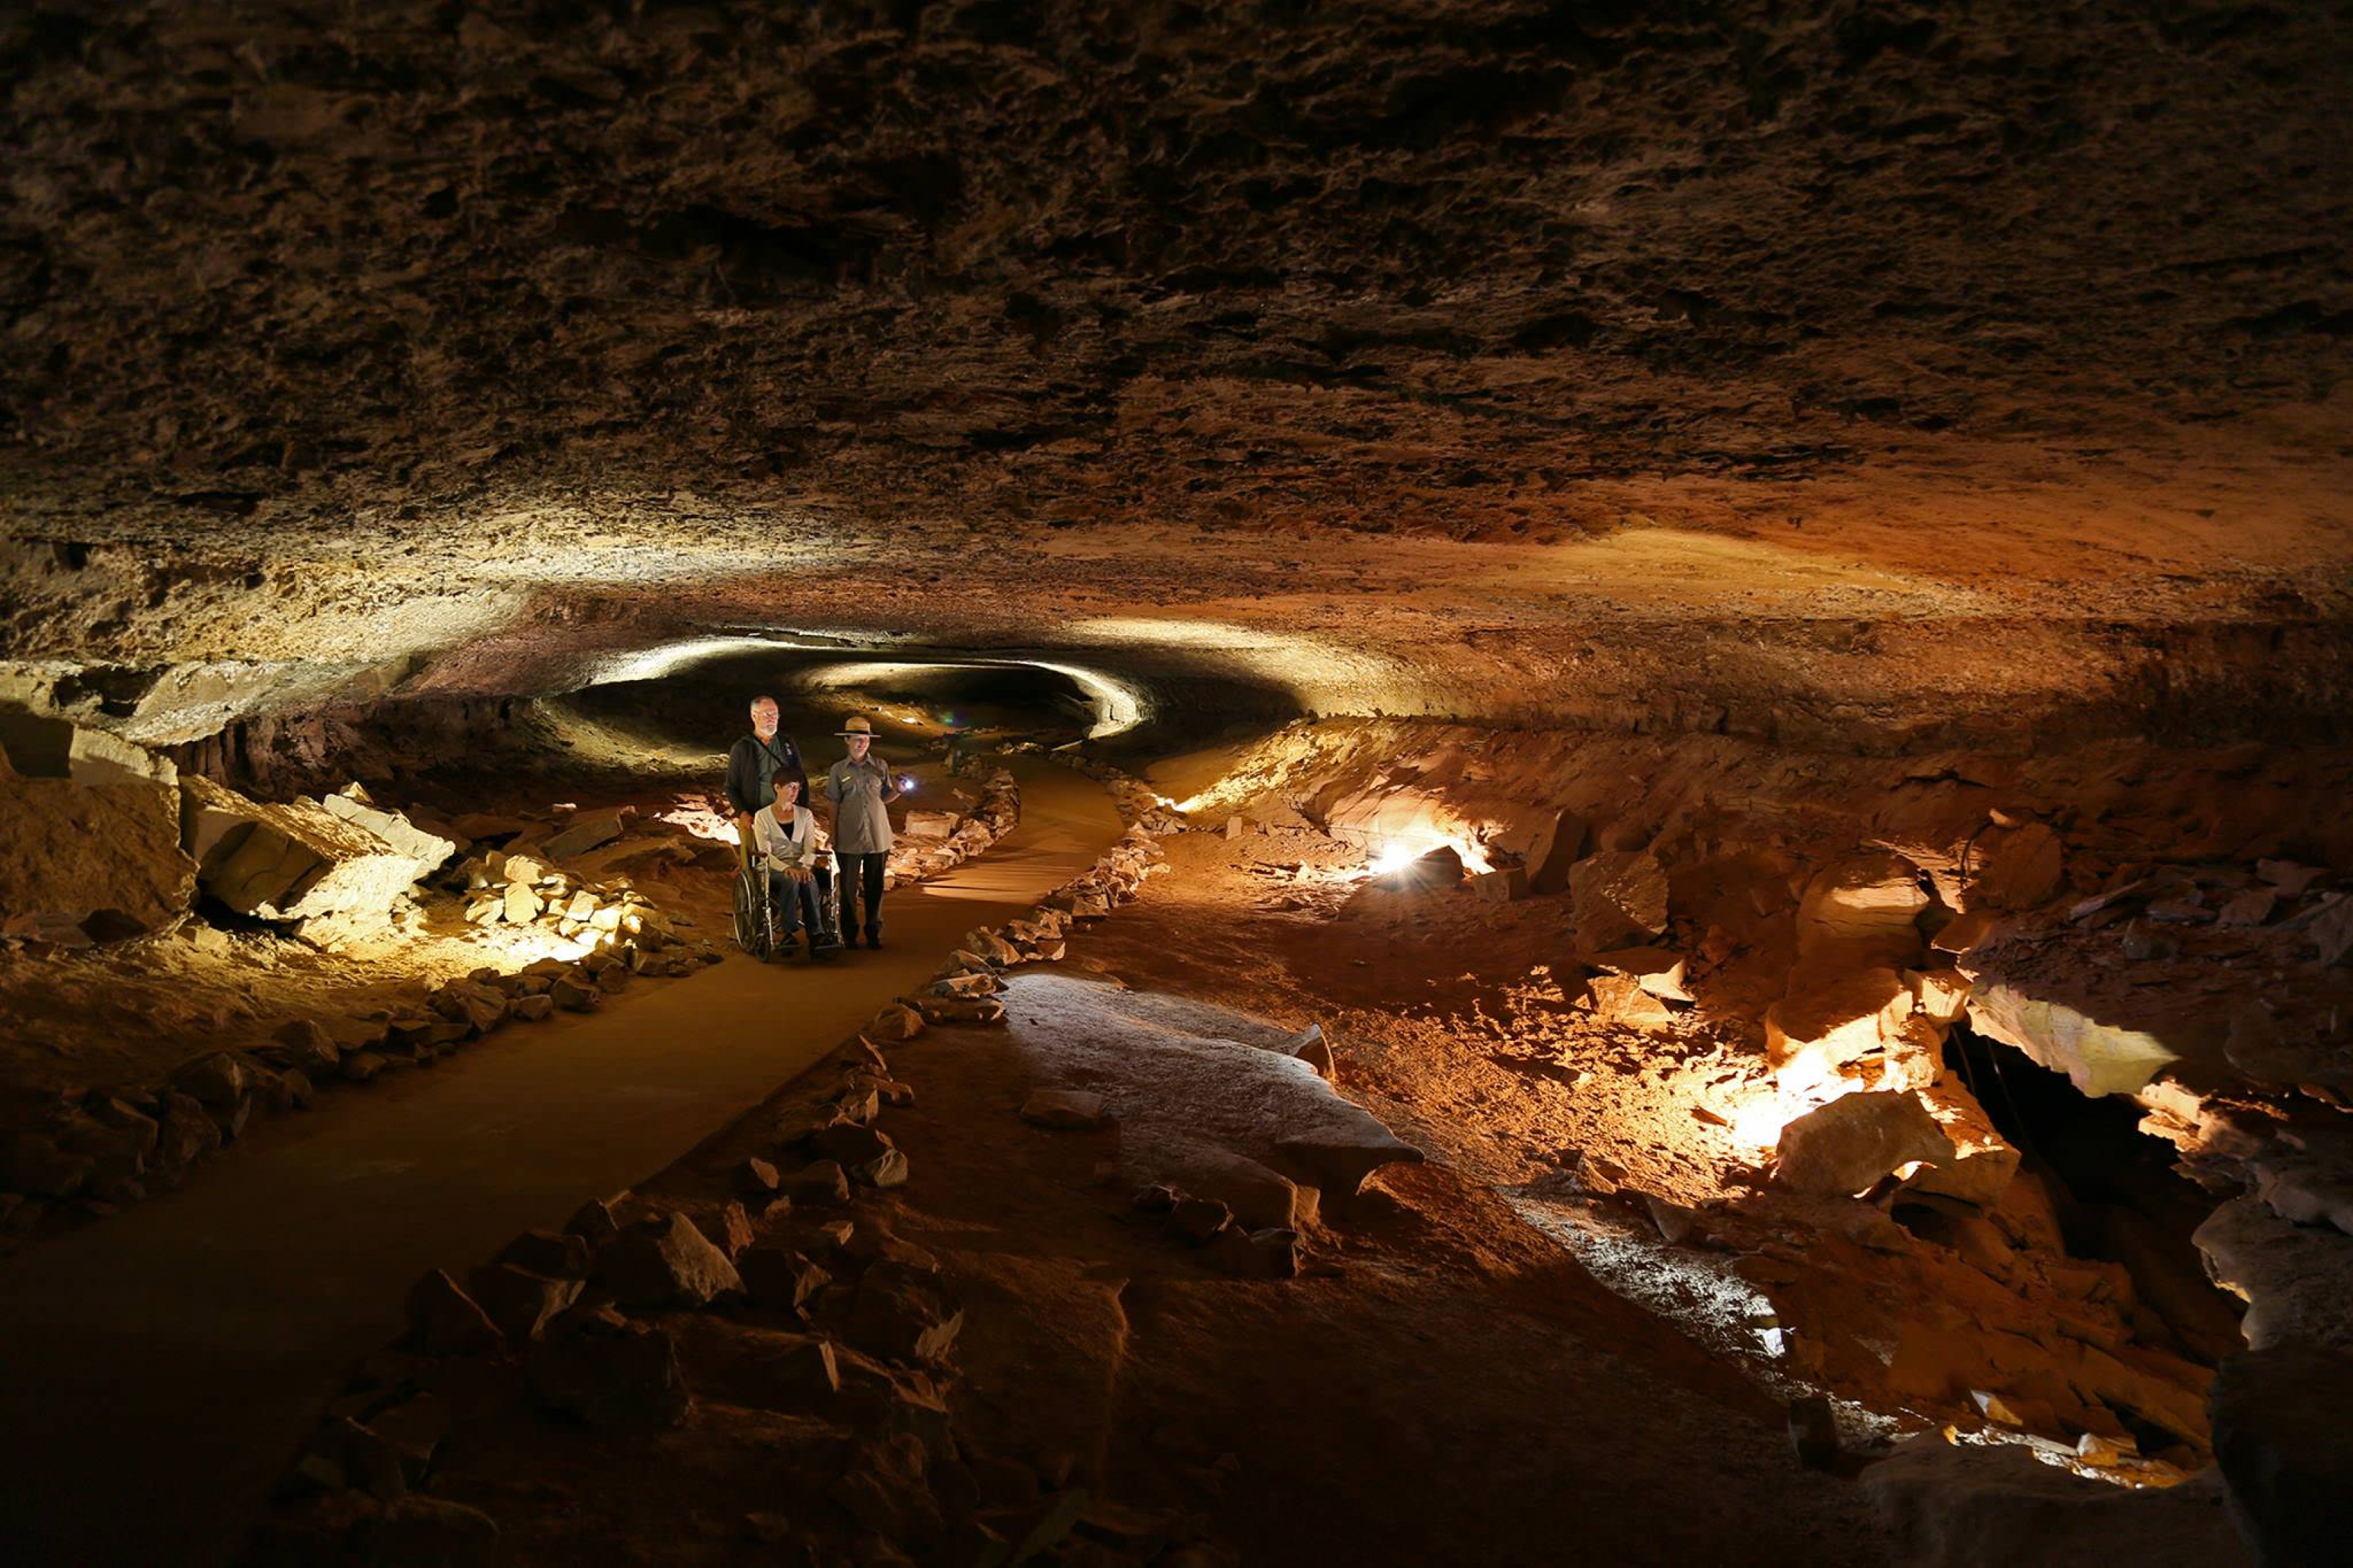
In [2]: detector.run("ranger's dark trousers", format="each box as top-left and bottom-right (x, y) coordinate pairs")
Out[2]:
(838, 852), (887, 937)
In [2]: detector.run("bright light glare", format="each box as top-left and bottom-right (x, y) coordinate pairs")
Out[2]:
(1365, 831), (1493, 877)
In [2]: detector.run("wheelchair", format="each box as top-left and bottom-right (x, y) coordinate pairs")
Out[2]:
(732, 849), (842, 962)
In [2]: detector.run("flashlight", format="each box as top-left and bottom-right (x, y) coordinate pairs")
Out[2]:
(898, 775), (916, 792)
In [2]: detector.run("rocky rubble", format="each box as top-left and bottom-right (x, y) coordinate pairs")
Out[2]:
(884, 765), (1022, 884)
(1172, 717), (2353, 1484)
(254, 960), (1238, 1566)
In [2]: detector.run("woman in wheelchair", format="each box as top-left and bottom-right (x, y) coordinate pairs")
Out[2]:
(748, 774), (840, 962)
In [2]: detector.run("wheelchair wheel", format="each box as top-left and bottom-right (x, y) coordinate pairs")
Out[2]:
(732, 868), (770, 957)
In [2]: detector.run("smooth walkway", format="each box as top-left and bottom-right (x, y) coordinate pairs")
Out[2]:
(0, 758), (1123, 1564)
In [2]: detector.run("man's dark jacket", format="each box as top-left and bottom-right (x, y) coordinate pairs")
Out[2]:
(726, 731), (806, 816)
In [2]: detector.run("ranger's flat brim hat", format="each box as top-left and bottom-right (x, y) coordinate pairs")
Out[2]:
(835, 715), (880, 738)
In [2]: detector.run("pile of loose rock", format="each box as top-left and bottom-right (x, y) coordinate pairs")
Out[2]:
(451, 845), (681, 956)
(254, 1026), (1236, 1566)
(887, 766), (1022, 884)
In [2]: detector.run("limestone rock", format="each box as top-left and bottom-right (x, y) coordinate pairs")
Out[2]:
(2248, 1132), (2353, 1235)
(403, 1269), (504, 1357)
(354, 1495), (500, 1567)
(1468, 864), (1529, 903)
(1910, 1075), (2021, 1207)
(916, 993), (1008, 1027)
(1585, 971), (1674, 1031)
(1518, 807), (1588, 894)
(737, 1246), (831, 1312)
(1567, 850), (1668, 952)
(1588, 945), (1693, 1001)
(180, 775), (453, 924)
(847, 1261), (965, 1364)
(1795, 849), (1928, 973)
(1863, 1432), (2249, 1568)
(2209, 1344), (2353, 1568)
(565, 1197), (621, 1241)
(1906, 967), (1972, 1025)
(1020, 1089), (1110, 1130)
(1966, 983), (2181, 1098)
(786, 1160), (852, 1206)
(1284, 1022), (1336, 1080)
(1788, 1395), (1838, 1469)
(541, 808), (626, 861)
(1775, 1091), (1957, 1195)
(527, 1304), (688, 1429)
(0, 728), (195, 940)
(272, 1018), (343, 1075)
(497, 1228), (592, 1279)
(365, 1392), (450, 1480)
(467, 1263), (584, 1343)
(1971, 819), (2066, 911)
(599, 1211), (744, 1308)
(2195, 1197), (2353, 1351)
(1766, 967), (1912, 1069)
(810, 1122), (895, 1168)
(1169, 1194), (1234, 1244)
(0, 1130), (92, 1198)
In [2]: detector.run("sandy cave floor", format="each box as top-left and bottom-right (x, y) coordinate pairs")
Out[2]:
(1, 730), (2300, 1562)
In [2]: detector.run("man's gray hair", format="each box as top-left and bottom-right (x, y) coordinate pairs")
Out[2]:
(749, 695), (779, 712)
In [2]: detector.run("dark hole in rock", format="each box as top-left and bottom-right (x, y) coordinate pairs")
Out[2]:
(1941, 1022), (2247, 1367)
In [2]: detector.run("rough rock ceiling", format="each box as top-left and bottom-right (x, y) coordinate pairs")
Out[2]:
(1, 1), (2348, 741)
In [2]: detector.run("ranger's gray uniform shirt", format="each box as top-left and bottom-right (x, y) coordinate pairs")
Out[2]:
(825, 756), (896, 854)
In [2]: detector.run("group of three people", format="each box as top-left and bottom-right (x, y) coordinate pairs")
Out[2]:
(726, 696), (903, 958)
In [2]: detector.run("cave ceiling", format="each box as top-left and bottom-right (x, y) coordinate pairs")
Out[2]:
(1, 0), (2348, 744)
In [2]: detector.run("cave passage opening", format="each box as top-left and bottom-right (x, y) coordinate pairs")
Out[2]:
(1928, 1023), (2247, 1380)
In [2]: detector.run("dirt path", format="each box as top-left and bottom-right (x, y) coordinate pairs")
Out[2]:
(0, 759), (1125, 1565)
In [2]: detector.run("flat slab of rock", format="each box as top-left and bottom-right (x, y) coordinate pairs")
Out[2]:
(1001, 973), (1422, 1211)
(1863, 1432), (2250, 1568)
(1775, 1090), (1956, 1195)
(181, 775), (453, 924)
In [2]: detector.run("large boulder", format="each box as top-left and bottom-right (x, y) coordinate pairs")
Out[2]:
(1966, 983), (2182, 1098)
(2195, 1196), (2353, 1352)
(180, 775), (454, 924)
(1765, 967), (1913, 1069)
(1775, 1090), (1957, 1195)
(599, 1211), (744, 1308)
(0, 716), (194, 941)
(1971, 821), (2067, 911)
(2209, 1344), (2353, 1567)
(1004, 974), (1421, 1214)
(1567, 850), (1669, 953)
(847, 1261), (965, 1364)
(527, 1304), (689, 1429)
(1863, 1431), (2250, 1568)
(1795, 849), (1929, 974)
